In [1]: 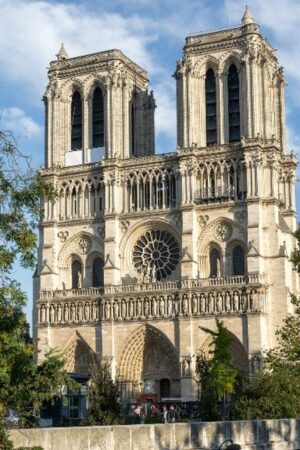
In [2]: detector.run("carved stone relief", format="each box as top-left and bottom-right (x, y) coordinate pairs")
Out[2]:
(77, 236), (92, 255)
(214, 222), (233, 242)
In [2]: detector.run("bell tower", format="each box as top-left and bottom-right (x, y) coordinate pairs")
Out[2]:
(175, 6), (286, 150)
(44, 46), (155, 168)
(175, 7), (298, 346)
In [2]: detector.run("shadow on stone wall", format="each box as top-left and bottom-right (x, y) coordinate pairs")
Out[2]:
(9, 419), (300, 450)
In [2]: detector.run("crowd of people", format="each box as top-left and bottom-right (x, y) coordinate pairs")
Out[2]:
(128, 401), (198, 424)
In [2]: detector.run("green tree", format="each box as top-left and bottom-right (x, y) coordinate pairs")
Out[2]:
(234, 232), (300, 420)
(234, 296), (300, 419)
(0, 129), (76, 441)
(196, 319), (238, 420)
(234, 365), (300, 420)
(83, 358), (120, 425)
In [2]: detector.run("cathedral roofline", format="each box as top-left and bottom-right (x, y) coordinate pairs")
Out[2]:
(49, 48), (148, 81)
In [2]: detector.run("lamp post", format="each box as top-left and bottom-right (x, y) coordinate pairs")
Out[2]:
(219, 439), (241, 450)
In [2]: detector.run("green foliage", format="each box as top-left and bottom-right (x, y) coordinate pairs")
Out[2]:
(83, 358), (121, 426)
(144, 415), (163, 424)
(196, 319), (238, 421)
(234, 255), (300, 420)
(234, 366), (300, 419)
(290, 228), (300, 273)
(0, 129), (76, 426)
(0, 425), (13, 450)
(15, 448), (43, 450)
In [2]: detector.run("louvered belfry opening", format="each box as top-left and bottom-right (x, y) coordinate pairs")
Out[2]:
(228, 64), (240, 142)
(205, 68), (217, 146)
(71, 91), (83, 150)
(92, 257), (104, 287)
(232, 245), (245, 275)
(92, 87), (104, 148)
(130, 94), (137, 156)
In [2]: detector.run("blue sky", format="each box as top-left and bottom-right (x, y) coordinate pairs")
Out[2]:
(1, 0), (300, 327)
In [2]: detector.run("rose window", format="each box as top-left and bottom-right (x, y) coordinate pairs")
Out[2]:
(132, 229), (180, 281)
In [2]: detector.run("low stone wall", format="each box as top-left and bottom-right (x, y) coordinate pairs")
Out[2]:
(9, 419), (300, 450)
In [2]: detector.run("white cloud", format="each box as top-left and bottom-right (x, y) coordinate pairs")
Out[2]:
(0, 107), (42, 139)
(225, 1), (300, 86)
(0, 1), (158, 94)
(153, 79), (176, 144)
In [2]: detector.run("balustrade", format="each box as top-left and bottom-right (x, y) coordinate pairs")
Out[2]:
(40, 287), (104, 300)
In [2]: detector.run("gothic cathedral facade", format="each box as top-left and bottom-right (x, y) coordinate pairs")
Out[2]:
(34, 9), (298, 402)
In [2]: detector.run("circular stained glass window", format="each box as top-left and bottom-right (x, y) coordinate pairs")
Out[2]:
(132, 229), (180, 281)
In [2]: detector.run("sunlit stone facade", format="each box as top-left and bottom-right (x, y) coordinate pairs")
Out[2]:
(34, 9), (299, 401)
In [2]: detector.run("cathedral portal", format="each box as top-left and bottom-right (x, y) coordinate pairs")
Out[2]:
(117, 324), (180, 400)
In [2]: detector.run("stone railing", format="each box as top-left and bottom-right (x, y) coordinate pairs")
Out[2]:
(37, 285), (266, 326)
(104, 280), (179, 294)
(39, 275), (261, 302)
(181, 274), (262, 288)
(40, 287), (104, 300)
(9, 419), (300, 450)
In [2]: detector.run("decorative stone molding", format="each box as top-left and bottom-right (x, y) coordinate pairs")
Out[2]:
(117, 324), (180, 383)
(77, 236), (92, 255)
(38, 299), (99, 325)
(38, 285), (266, 326)
(214, 221), (233, 242)
(57, 231), (69, 243)
(198, 215), (209, 228)
(180, 356), (192, 377)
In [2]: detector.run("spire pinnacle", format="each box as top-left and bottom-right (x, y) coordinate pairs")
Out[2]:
(241, 5), (255, 26)
(56, 43), (68, 61)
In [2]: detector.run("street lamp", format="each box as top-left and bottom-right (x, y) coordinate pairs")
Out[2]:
(219, 439), (241, 450)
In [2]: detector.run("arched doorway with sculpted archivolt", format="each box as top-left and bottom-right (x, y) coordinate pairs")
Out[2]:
(117, 324), (180, 401)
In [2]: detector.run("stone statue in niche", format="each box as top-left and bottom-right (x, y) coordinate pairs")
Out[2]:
(113, 301), (119, 320)
(64, 304), (69, 322)
(216, 292), (222, 312)
(199, 293), (205, 313)
(168, 296), (173, 316)
(250, 290), (257, 310)
(49, 305), (55, 323)
(105, 300), (111, 320)
(234, 291), (239, 311)
(182, 294), (188, 315)
(71, 303), (76, 321)
(191, 294), (197, 314)
(216, 257), (221, 278)
(225, 292), (230, 311)
(40, 305), (46, 323)
(57, 304), (62, 322)
(121, 300), (126, 318)
(151, 263), (157, 283)
(241, 291), (247, 311)
(92, 302), (97, 320)
(143, 260), (152, 283)
(182, 358), (191, 377)
(77, 270), (82, 289)
(77, 302), (83, 321)
(129, 299), (134, 318)
(84, 302), (90, 321)
(159, 296), (165, 316)
(137, 299), (142, 317)
(144, 298), (149, 317)
(152, 297), (157, 317)
(251, 354), (261, 374)
(174, 297), (180, 316)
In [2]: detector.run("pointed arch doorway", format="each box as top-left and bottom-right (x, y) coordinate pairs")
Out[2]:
(117, 324), (180, 401)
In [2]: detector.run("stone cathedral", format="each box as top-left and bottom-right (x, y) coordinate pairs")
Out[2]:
(34, 8), (299, 405)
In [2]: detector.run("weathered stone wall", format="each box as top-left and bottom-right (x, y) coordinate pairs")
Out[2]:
(9, 419), (300, 450)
